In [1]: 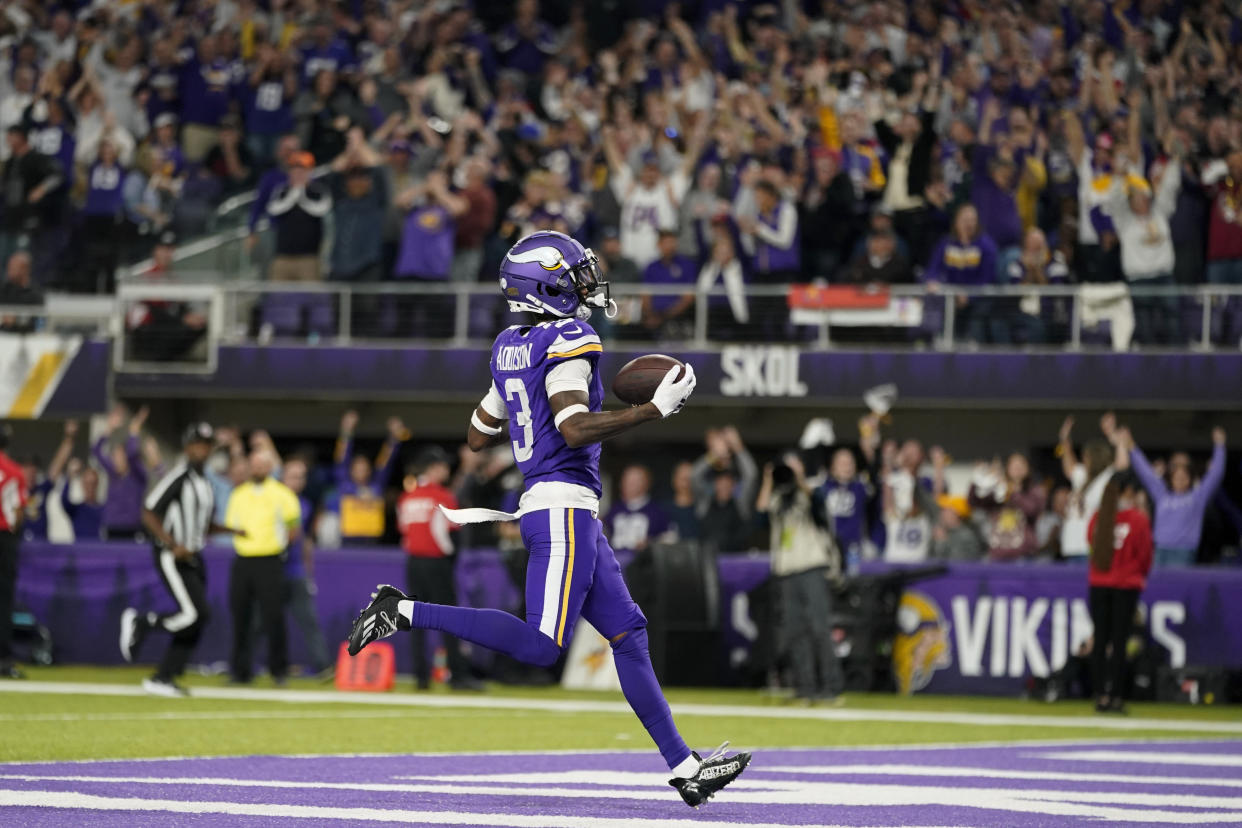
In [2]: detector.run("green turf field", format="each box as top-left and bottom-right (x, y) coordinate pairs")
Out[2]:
(0, 666), (1237, 763)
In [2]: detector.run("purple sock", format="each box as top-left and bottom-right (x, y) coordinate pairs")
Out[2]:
(409, 601), (561, 667)
(611, 628), (692, 770)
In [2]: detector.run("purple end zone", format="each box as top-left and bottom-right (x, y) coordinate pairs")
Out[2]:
(2, 740), (1241, 827)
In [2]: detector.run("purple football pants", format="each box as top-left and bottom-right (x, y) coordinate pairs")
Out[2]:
(407, 507), (692, 769)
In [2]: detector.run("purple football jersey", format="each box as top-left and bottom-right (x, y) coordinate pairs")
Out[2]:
(490, 319), (604, 495)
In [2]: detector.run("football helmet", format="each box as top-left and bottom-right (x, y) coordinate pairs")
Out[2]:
(499, 230), (611, 319)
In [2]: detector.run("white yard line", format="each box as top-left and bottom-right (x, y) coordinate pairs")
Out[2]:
(1034, 750), (1242, 767)
(0, 680), (1239, 734)
(753, 763), (1242, 788)
(2, 775), (1242, 824)
(0, 789), (961, 828)
(3, 736), (1231, 769)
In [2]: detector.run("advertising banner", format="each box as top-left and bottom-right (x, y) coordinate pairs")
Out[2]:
(113, 343), (1242, 406)
(870, 562), (1242, 695)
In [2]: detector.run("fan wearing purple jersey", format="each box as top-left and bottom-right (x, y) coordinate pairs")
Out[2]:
(347, 230), (749, 807)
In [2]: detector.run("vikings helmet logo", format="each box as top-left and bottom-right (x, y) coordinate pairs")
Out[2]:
(892, 590), (952, 695)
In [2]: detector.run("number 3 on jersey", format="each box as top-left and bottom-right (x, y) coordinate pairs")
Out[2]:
(505, 378), (534, 462)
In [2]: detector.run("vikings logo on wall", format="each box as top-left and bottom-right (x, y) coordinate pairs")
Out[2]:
(892, 590), (952, 694)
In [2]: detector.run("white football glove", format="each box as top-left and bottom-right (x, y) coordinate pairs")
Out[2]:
(651, 364), (697, 418)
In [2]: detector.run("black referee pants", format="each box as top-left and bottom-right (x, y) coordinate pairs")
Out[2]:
(230, 555), (287, 681)
(0, 532), (18, 663)
(407, 555), (471, 685)
(152, 547), (211, 682)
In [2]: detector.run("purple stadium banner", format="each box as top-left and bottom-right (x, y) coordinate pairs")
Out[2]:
(111, 342), (1242, 406)
(12, 542), (518, 676)
(861, 561), (1242, 695)
(12, 541), (1242, 694)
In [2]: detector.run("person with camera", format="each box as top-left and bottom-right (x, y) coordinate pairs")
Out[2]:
(756, 452), (843, 705)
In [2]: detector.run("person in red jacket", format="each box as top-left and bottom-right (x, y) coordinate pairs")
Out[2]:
(396, 446), (480, 691)
(1086, 471), (1153, 714)
(0, 425), (29, 679)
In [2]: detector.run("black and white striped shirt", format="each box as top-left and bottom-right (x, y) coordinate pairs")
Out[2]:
(144, 461), (215, 552)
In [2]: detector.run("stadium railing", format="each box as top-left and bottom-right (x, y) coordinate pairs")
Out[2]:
(106, 279), (1242, 352)
(11, 281), (1242, 355)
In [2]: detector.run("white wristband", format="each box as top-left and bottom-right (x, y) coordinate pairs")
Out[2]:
(471, 410), (502, 436)
(554, 404), (589, 430)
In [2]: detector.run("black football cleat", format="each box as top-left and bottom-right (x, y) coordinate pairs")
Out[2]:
(347, 584), (413, 656)
(669, 742), (751, 807)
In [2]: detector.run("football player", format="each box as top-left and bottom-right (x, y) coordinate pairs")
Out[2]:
(348, 230), (749, 806)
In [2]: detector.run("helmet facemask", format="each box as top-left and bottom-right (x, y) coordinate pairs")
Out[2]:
(568, 249), (615, 319)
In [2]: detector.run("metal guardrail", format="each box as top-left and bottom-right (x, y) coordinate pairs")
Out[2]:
(119, 280), (1242, 352)
(9, 281), (1242, 353)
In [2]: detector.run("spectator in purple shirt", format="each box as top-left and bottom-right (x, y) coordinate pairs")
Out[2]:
(819, 448), (871, 573)
(93, 404), (151, 540)
(393, 169), (467, 337)
(75, 137), (128, 293)
(178, 33), (237, 163)
(143, 36), (183, 128)
(1122, 426), (1227, 567)
(28, 96), (77, 190)
(244, 44), (299, 171)
(1004, 227), (1071, 345)
(925, 203), (1000, 344)
(60, 458), (105, 542)
(640, 229), (696, 337)
(299, 16), (357, 85)
(496, 0), (559, 76)
(605, 464), (671, 560)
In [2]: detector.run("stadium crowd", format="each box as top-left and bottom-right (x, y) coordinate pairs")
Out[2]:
(21, 406), (1240, 569)
(1, 0), (1241, 344)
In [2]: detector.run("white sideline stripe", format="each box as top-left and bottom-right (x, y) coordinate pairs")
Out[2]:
(0, 736), (1221, 768)
(0, 710), (537, 723)
(0, 789), (954, 828)
(753, 763), (1242, 789)
(5, 776), (1242, 823)
(1035, 750), (1242, 767)
(7, 772), (1242, 809)
(1, 681), (1240, 734)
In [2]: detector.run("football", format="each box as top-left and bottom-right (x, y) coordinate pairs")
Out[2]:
(612, 354), (686, 405)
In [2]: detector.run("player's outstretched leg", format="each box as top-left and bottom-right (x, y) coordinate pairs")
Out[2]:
(582, 521), (751, 806)
(348, 583), (564, 666)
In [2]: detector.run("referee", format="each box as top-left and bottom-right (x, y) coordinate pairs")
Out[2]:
(120, 423), (240, 697)
(225, 447), (301, 685)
